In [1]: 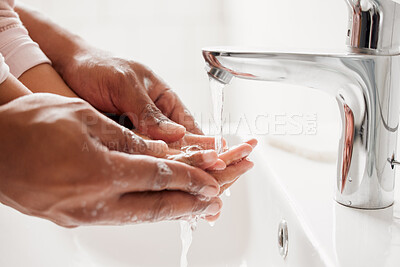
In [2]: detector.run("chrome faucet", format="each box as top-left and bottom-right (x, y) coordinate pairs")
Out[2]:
(203, 0), (400, 209)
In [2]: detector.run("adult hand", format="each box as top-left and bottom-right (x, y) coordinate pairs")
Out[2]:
(61, 49), (201, 143)
(0, 94), (221, 227)
(16, 4), (202, 141)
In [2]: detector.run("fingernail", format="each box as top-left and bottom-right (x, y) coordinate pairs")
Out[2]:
(159, 121), (185, 133)
(144, 140), (168, 156)
(203, 151), (218, 164)
(246, 139), (258, 148)
(212, 160), (226, 170)
(199, 185), (219, 197)
(148, 140), (168, 148)
(197, 195), (211, 201)
(223, 139), (228, 148)
(241, 150), (252, 158)
(204, 202), (221, 215)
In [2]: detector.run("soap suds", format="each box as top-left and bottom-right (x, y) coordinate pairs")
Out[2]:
(156, 161), (173, 176)
(113, 180), (129, 188)
(144, 77), (153, 89)
(95, 201), (105, 210)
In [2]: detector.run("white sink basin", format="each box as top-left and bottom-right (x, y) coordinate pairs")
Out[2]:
(263, 127), (400, 267)
(0, 135), (328, 267)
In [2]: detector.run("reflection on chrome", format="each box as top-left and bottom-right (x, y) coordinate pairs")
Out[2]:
(203, 0), (400, 209)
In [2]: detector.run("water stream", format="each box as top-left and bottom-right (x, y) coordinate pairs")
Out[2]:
(179, 77), (227, 267)
(209, 77), (226, 154)
(179, 217), (198, 267)
(209, 77), (231, 197)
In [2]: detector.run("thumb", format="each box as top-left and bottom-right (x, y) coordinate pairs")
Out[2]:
(88, 111), (169, 157)
(129, 98), (186, 143)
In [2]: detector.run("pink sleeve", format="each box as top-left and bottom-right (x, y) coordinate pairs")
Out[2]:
(0, 0), (51, 78)
(0, 53), (10, 84)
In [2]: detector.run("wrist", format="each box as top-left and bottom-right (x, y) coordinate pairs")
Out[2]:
(51, 35), (89, 77)
(0, 75), (32, 105)
(61, 45), (115, 85)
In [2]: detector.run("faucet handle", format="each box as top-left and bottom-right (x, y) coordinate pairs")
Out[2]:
(389, 155), (400, 169)
(346, 0), (400, 54)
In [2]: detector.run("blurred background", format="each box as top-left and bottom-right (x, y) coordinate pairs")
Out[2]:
(21, 0), (348, 140)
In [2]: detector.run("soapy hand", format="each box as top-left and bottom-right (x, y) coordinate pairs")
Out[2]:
(136, 132), (257, 194)
(0, 94), (222, 227)
(166, 134), (257, 221)
(167, 134), (257, 193)
(61, 48), (202, 143)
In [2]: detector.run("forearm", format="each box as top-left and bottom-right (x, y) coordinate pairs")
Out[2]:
(0, 62), (78, 102)
(15, 4), (89, 78)
(0, 75), (32, 105)
(18, 63), (77, 98)
(0, 51), (31, 105)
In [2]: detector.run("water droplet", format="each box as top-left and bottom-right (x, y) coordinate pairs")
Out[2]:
(225, 189), (231, 197)
(348, 201), (352, 205)
(348, 177), (353, 182)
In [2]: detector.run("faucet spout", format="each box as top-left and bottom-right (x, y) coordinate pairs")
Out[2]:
(203, 47), (400, 209)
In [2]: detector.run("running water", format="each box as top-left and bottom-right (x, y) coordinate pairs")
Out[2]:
(209, 77), (231, 197)
(179, 77), (227, 267)
(179, 216), (198, 267)
(209, 77), (226, 154)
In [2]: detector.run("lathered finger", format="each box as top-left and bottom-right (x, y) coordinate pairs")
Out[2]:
(105, 152), (220, 197)
(90, 115), (169, 157)
(209, 158), (254, 186)
(219, 143), (253, 166)
(110, 191), (222, 224)
(219, 159), (255, 194)
(145, 73), (204, 135)
(206, 159), (226, 171)
(144, 139), (169, 157)
(205, 212), (221, 222)
(219, 178), (239, 195)
(167, 150), (221, 170)
(169, 134), (227, 151)
(245, 138), (258, 148)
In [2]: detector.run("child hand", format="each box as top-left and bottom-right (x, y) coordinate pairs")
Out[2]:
(166, 135), (257, 222)
(167, 136), (257, 194)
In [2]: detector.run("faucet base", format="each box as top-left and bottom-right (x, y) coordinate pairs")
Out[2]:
(335, 199), (394, 210)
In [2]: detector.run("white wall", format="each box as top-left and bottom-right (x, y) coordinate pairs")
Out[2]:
(21, 0), (348, 136)
(20, 0), (228, 120)
(222, 0), (347, 138)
